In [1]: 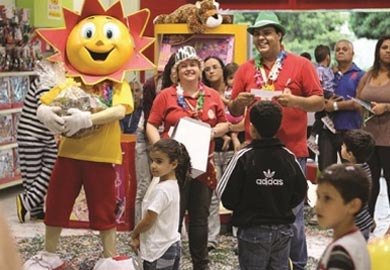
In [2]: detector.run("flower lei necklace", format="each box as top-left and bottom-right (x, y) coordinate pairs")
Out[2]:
(255, 50), (286, 90)
(94, 81), (113, 107)
(176, 82), (205, 112)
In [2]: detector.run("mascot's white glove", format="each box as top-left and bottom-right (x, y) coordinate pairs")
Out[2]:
(62, 108), (93, 137)
(36, 104), (65, 134)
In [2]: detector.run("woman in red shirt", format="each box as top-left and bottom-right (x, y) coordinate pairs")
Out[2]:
(146, 46), (228, 270)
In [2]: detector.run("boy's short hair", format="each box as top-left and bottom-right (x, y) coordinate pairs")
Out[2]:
(314, 45), (331, 63)
(249, 101), (282, 138)
(300, 52), (312, 61)
(343, 129), (375, 163)
(318, 163), (370, 209)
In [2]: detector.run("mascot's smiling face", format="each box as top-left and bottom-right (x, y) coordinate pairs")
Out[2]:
(37, 0), (154, 84)
(66, 15), (134, 75)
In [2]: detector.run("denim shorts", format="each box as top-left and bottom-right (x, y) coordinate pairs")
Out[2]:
(143, 241), (181, 270)
(238, 224), (293, 270)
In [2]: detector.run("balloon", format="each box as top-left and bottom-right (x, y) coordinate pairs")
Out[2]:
(368, 235), (390, 270)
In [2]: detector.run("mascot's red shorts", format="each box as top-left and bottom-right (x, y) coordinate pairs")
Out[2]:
(45, 157), (116, 230)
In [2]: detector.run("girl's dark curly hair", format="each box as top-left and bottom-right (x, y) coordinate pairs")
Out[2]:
(149, 138), (191, 189)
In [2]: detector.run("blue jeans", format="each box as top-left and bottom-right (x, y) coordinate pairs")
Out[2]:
(238, 224), (293, 270)
(143, 241), (181, 270)
(289, 158), (308, 270)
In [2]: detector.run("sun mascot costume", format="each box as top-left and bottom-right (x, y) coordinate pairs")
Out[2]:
(23, 0), (154, 269)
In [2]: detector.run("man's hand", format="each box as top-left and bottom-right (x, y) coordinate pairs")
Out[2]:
(230, 92), (255, 116)
(62, 108), (92, 136)
(324, 94), (344, 112)
(36, 104), (65, 134)
(234, 92), (255, 108)
(275, 88), (297, 108)
(277, 88), (325, 112)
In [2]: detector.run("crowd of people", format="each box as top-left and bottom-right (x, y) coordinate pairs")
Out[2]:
(3, 9), (390, 270)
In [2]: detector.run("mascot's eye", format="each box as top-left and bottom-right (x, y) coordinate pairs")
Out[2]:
(81, 22), (96, 39)
(103, 22), (120, 39)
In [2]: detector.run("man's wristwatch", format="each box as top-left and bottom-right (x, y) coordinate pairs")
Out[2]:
(333, 102), (339, 111)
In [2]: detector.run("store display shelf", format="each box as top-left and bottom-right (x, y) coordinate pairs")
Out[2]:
(0, 142), (18, 151)
(0, 71), (36, 77)
(0, 108), (22, 115)
(0, 177), (22, 190)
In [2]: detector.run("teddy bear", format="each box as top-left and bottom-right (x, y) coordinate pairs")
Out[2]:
(153, 0), (232, 34)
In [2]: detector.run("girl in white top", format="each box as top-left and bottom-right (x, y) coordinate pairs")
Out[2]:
(315, 164), (371, 270)
(130, 138), (191, 270)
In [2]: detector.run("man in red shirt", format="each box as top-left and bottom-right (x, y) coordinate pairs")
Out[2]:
(228, 11), (324, 270)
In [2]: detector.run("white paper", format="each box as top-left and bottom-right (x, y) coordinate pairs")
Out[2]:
(306, 180), (318, 208)
(348, 95), (375, 114)
(171, 117), (211, 178)
(251, 89), (282, 99)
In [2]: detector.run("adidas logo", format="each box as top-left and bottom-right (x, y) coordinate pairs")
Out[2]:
(256, 169), (284, 186)
(263, 169), (275, 178)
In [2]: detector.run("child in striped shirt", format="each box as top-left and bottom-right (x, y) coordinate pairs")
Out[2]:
(341, 129), (375, 240)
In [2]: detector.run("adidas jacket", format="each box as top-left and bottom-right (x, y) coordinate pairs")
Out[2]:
(216, 138), (307, 227)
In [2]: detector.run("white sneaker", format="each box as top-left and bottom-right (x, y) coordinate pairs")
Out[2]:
(321, 115), (336, 134)
(307, 135), (319, 156)
(23, 251), (65, 270)
(93, 256), (140, 270)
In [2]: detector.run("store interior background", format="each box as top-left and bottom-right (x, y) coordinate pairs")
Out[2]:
(1, 0), (389, 264)
(4, 0), (388, 81)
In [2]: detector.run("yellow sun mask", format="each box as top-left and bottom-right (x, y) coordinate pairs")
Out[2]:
(37, 0), (154, 85)
(66, 15), (134, 76)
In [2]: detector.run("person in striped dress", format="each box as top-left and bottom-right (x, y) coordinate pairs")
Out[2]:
(340, 129), (376, 240)
(16, 61), (62, 223)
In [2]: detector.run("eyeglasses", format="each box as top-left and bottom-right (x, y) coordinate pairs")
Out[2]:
(204, 65), (222, 73)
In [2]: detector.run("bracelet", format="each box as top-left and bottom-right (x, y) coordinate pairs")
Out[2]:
(333, 102), (339, 111)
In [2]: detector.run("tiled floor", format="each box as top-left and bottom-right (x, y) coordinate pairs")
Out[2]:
(1, 177), (389, 260)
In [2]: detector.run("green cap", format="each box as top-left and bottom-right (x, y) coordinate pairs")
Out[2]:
(247, 11), (286, 36)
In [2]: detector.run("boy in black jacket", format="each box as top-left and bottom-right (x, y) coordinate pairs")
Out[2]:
(217, 100), (307, 270)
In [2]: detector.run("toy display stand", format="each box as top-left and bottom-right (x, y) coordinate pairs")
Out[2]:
(154, 24), (248, 71)
(67, 134), (137, 231)
(0, 71), (36, 190)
